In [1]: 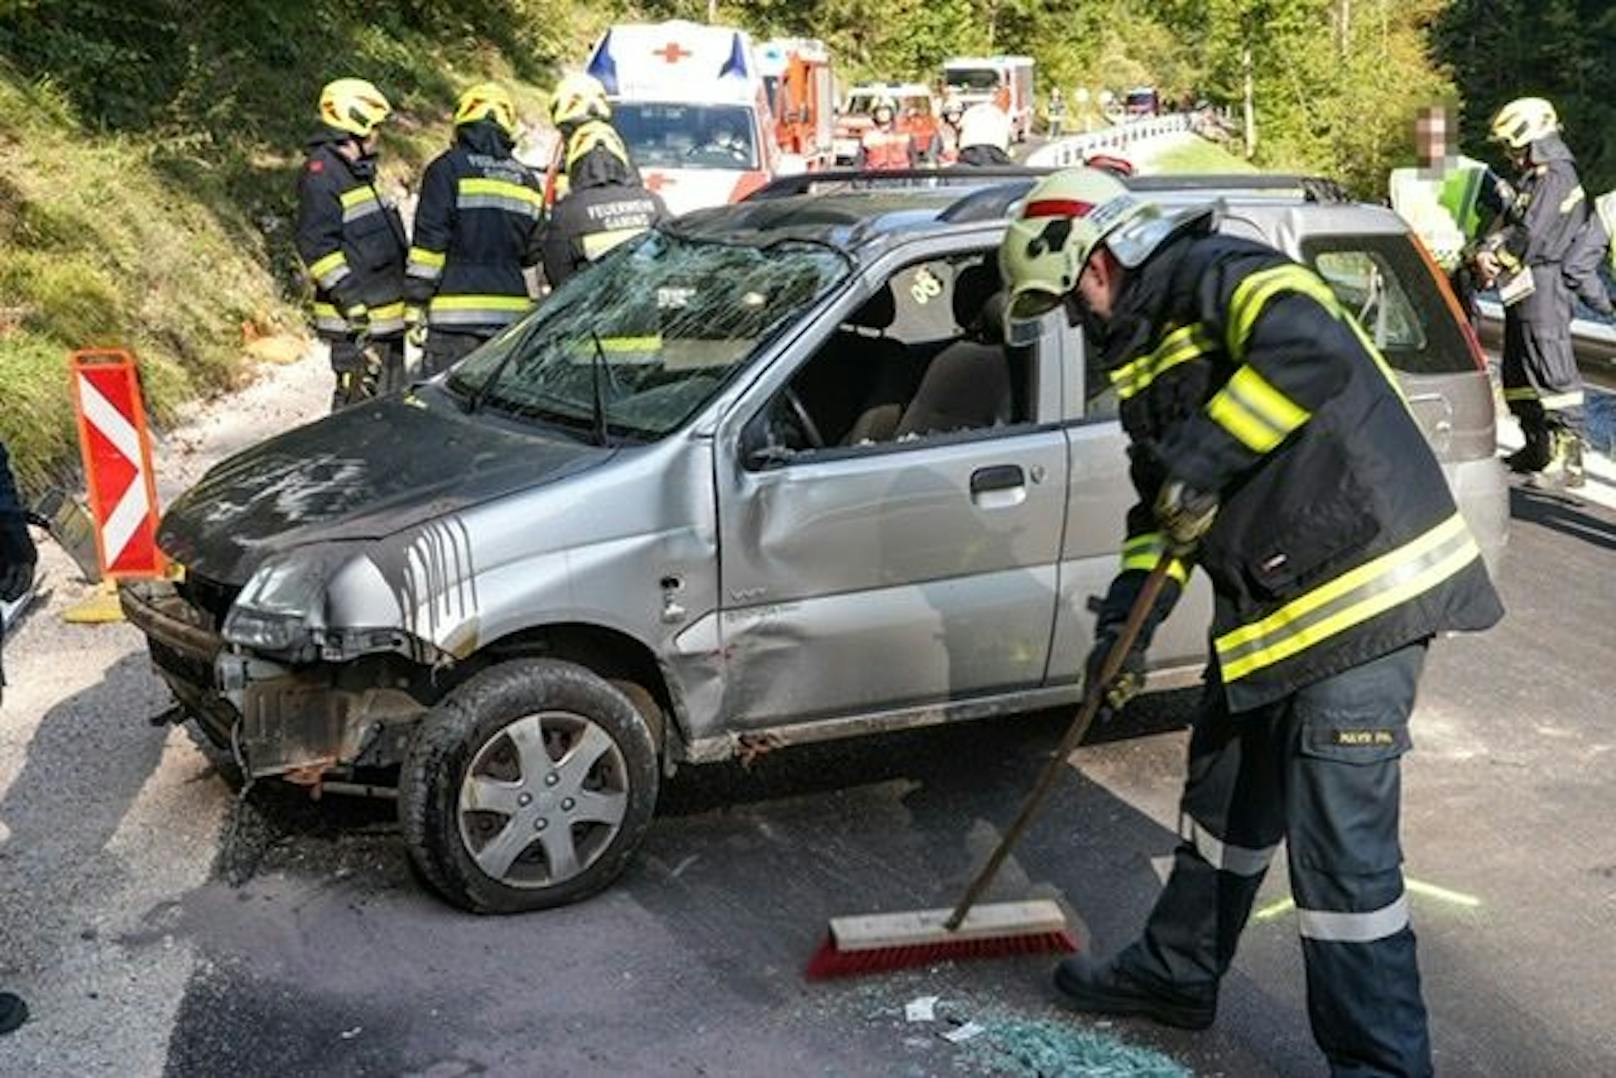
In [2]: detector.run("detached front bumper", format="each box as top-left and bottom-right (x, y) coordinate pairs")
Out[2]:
(120, 580), (424, 778)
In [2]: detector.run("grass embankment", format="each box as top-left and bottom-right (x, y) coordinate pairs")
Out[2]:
(1150, 135), (1259, 175)
(0, 3), (591, 493)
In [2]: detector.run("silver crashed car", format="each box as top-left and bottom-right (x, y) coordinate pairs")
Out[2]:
(123, 171), (1508, 912)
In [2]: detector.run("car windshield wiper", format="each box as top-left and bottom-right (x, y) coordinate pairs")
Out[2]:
(589, 331), (612, 448)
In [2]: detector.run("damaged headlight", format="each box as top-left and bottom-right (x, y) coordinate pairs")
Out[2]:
(222, 557), (325, 652)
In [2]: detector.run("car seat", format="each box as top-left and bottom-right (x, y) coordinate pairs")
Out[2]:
(893, 263), (1013, 437)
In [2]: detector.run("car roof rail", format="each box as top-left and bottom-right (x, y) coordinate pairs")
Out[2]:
(744, 168), (1356, 208)
(744, 166), (1055, 202)
(1126, 173), (1354, 203)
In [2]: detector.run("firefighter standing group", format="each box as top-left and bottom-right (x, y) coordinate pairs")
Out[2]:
(295, 75), (664, 409)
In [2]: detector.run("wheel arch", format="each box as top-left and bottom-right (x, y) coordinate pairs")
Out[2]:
(475, 622), (685, 752)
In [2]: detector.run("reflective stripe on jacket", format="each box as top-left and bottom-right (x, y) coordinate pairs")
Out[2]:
(1095, 226), (1504, 711)
(294, 142), (407, 339)
(403, 123), (545, 331)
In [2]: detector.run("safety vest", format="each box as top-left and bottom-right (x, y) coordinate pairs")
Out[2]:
(1598, 191), (1616, 272)
(1388, 157), (1490, 271)
(860, 129), (912, 171)
(1096, 225), (1503, 712)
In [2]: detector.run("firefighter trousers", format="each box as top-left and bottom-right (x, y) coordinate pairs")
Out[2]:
(1117, 642), (1432, 1077)
(421, 330), (488, 378)
(1502, 287), (1585, 471)
(329, 337), (406, 411)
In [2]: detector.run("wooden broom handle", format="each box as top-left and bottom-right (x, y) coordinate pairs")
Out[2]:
(944, 553), (1175, 932)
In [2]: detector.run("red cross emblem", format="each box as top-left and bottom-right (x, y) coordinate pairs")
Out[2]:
(644, 172), (674, 192)
(653, 41), (692, 64)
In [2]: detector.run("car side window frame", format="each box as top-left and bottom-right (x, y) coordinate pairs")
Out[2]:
(731, 232), (1065, 472)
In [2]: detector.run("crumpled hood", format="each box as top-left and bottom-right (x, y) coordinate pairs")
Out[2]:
(158, 394), (610, 584)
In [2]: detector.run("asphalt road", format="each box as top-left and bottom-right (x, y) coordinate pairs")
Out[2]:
(2, 354), (1615, 1076)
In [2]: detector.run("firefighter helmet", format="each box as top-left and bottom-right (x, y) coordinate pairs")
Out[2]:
(565, 120), (630, 171)
(999, 167), (1153, 320)
(455, 81), (518, 136)
(550, 73), (612, 131)
(1489, 97), (1559, 149)
(318, 78), (392, 138)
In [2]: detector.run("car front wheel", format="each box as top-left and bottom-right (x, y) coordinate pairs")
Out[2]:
(399, 658), (659, 913)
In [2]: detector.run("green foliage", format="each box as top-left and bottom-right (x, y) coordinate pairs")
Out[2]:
(1437, 0), (1616, 193)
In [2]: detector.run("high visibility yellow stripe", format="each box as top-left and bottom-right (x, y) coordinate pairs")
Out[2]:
(1207, 389), (1285, 452)
(1227, 265), (1342, 361)
(339, 187), (378, 208)
(1219, 535), (1479, 681)
(1228, 365), (1310, 430)
(313, 302), (339, 317)
(370, 301), (406, 319)
(581, 227), (647, 260)
(457, 177), (543, 206)
(407, 246), (446, 269)
(1503, 386), (1539, 401)
(308, 251), (347, 279)
(1111, 323), (1215, 401)
(428, 295), (532, 313)
(1215, 514), (1469, 655)
(1118, 532), (1190, 585)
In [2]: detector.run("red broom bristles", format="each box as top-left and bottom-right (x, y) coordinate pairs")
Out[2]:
(804, 929), (1078, 980)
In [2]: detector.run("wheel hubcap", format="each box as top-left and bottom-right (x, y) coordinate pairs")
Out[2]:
(457, 711), (630, 888)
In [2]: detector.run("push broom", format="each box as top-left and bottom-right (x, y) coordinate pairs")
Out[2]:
(805, 553), (1176, 979)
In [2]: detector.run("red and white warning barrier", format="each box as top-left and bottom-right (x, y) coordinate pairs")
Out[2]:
(69, 349), (165, 579)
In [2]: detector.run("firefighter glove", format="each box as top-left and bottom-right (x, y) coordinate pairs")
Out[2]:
(344, 302), (371, 342)
(404, 306), (428, 349)
(1155, 479), (1218, 553)
(1085, 629), (1145, 715)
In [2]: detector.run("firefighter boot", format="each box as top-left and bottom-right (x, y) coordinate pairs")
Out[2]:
(1053, 954), (1217, 1031)
(1505, 424), (1552, 475)
(1561, 430), (1586, 489)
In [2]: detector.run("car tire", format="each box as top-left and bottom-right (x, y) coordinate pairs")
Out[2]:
(398, 658), (659, 914)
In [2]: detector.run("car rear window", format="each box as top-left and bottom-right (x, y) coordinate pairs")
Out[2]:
(1302, 234), (1477, 375)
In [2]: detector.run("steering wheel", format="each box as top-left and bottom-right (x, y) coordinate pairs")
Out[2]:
(783, 387), (825, 450)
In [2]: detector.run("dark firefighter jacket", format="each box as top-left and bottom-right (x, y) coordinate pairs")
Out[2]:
(1489, 134), (1593, 324)
(1095, 219), (1504, 713)
(295, 130), (408, 338)
(404, 121), (545, 331)
(540, 144), (667, 288)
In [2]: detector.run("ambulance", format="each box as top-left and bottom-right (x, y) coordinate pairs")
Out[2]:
(941, 56), (1036, 142)
(757, 38), (837, 173)
(585, 20), (779, 215)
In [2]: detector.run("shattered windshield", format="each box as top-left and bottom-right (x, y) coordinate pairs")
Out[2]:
(446, 231), (849, 440)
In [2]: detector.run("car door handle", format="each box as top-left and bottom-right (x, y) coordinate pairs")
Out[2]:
(970, 465), (1025, 494)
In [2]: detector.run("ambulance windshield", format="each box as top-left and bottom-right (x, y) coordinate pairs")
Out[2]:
(613, 103), (760, 171)
(945, 68), (1002, 93)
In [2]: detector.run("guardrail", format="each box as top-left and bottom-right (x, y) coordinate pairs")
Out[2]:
(1027, 112), (1196, 168)
(1475, 298), (1616, 391)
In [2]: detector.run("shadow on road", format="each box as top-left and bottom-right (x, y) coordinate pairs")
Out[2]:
(0, 653), (171, 974)
(1509, 484), (1616, 551)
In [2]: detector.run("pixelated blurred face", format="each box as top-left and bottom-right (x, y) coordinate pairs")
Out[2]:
(1416, 108), (1448, 166)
